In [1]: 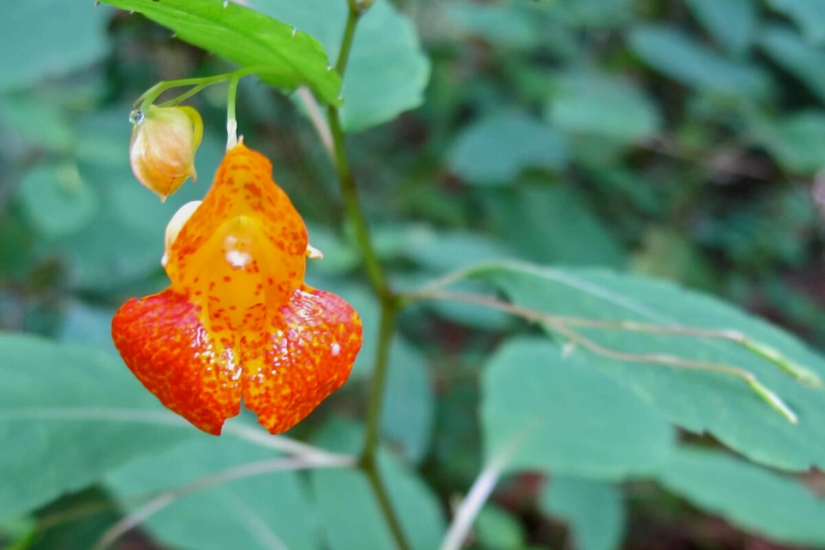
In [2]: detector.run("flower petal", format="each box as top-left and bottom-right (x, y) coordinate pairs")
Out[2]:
(111, 289), (242, 435)
(165, 143), (308, 315)
(242, 285), (363, 434)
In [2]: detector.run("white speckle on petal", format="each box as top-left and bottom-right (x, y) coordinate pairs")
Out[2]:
(331, 343), (341, 356)
(225, 249), (252, 269)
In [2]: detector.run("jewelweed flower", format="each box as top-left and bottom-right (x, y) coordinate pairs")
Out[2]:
(112, 141), (363, 435)
(130, 105), (203, 201)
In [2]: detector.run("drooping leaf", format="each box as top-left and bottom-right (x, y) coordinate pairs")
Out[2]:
(105, 436), (322, 550)
(0, 1), (110, 91)
(760, 26), (825, 104)
(653, 447), (825, 546)
(683, 0), (757, 55)
(540, 476), (626, 550)
(311, 451), (447, 550)
(547, 70), (661, 143)
(628, 25), (769, 97)
(469, 262), (825, 472)
(246, 0), (430, 131)
(482, 338), (675, 478)
(449, 111), (568, 186)
(766, 0), (825, 45)
(0, 333), (196, 518)
(99, 0), (342, 105)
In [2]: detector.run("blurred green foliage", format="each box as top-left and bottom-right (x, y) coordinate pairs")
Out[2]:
(3, 0), (825, 549)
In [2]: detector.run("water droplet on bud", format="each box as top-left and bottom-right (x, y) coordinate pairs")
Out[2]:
(291, 27), (297, 37)
(129, 109), (145, 125)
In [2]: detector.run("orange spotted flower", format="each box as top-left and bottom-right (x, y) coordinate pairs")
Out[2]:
(112, 141), (363, 435)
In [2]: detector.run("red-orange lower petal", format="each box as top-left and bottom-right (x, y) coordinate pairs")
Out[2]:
(242, 284), (363, 434)
(111, 289), (242, 435)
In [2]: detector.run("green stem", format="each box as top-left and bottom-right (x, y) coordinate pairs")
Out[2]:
(157, 83), (207, 108)
(328, 110), (390, 299)
(364, 454), (410, 550)
(336, 1), (360, 76)
(135, 65), (277, 113)
(359, 305), (410, 550)
(326, 3), (409, 550)
(327, 1), (389, 300)
(361, 302), (398, 461)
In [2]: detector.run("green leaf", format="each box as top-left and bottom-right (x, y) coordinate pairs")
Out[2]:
(628, 25), (769, 97)
(57, 302), (118, 357)
(760, 26), (825, 104)
(482, 338), (674, 478)
(447, 3), (543, 50)
(483, 184), (626, 268)
(399, 229), (515, 329)
(246, 0), (430, 131)
(402, 229), (515, 273)
(100, 0), (342, 106)
(381, 339), (435, 464)
(547, 70), (661, 143)
(653, 447), (825, 546)
(0, 333), (195, 518)
(630, 227), (715, 290)
(683, 0), (757, 55)
(540, 476), (626, 550)
(472, 262), (825, 472)
(29, 488), (123, 550)
(474, 504), (526, 550)
(106, 436), (321, 550)
(0, 1), (110, 91)
(311, 451), (447, 550)
(17, 163), (99, 238)
(0, 95), (74, 152)
(449, 111), (568, 186)
(751, 110), (825, 174)
(766, 0), (825, 45)
(549, 0), (634, 28)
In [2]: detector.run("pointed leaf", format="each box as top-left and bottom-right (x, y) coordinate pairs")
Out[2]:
(471, 262), (825, 472)
(99, 0), (342, 105)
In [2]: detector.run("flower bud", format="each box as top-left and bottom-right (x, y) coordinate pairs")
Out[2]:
(161, 200), (201, 268)
(130, 105), (203, 201)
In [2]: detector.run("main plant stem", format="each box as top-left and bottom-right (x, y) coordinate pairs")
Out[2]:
(328, 2), (410, 550)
